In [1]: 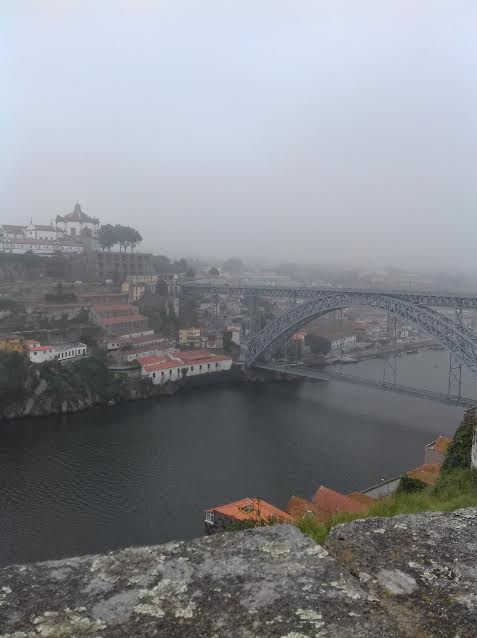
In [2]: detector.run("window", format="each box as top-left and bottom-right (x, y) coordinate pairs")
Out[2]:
(207, 364), (210, 370)
(161, 371), (164, 377)
(191, 366), (194, 371)
(169, 369), (172, 375)
(205, 511), (214, 524)
(215, 363), (218, 368)
(199, 365), (202, 371)
(153, 373), (156, 378)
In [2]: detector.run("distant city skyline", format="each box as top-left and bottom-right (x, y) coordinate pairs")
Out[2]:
(2, 1), (477, 270)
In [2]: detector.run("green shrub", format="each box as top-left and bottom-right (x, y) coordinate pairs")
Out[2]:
(441, 418), (474, 473)
(396, 474), (427, 495)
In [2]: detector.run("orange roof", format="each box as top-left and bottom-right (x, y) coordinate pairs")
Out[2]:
(406, 463), (441, 486)
(143, 359), (181, 372)
(80, 292), (126, 298)
(312, 486), (369, 515)
(285, 496), (329, 522)
(206, 497), (293, 523)
(100, 314), (147, 325)
(346, 492), (376, 507)
(30, 346), (52, 351)
(434, 436), (451, 454)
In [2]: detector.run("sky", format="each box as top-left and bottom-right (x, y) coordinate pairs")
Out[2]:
(2, 1), (477, 270)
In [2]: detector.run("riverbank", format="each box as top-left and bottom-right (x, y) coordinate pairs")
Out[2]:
(0, 356), (288, 421)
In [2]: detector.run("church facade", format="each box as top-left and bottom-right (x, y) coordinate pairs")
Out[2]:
(0, 203), (99, 255)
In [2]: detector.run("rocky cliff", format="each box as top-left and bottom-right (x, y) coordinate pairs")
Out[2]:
(0, 359), (249, 421)
(1, 508), (476, 637)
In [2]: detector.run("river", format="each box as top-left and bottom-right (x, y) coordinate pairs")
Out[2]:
(0, 348), (474, 567)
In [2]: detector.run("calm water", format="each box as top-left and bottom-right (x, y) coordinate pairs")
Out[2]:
(0, 349), (472, 566)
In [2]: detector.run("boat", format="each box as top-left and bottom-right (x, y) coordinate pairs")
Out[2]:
(406, 348), (419, 354)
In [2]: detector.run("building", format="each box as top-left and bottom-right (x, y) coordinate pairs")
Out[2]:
(29, 343), (87, 363)
(90, 304), (140, 322)
(330, 335), (357, 352)
(121, 275), (158, 303)
(0, 203), (97, 255)
(95, 251), (154, 283)
(120, 343), (175, 363)
(405, 463), (441, 486)
(97, 314), (149, 336)
(55, 203), (99, 241)
(139, 350), (232, 385)
(0, 237), (85, 256)
(424, 436), (451, 465)
(204, 497), (292, 533)
(0, 335), (24, 353)
(78, 292), (129, 305)
(311, 486), (371, 517)
(178, 327), (201, 347)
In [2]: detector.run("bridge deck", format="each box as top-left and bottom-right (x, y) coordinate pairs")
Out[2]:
(254, 362), (476, 408)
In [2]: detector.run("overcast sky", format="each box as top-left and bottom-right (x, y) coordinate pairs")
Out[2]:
(2, 1), (476, 270)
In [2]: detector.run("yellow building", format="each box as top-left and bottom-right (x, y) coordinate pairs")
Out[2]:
(0, 335), (24, 353)
(121, 275), (158, 303)
(178, 327), (201, 346)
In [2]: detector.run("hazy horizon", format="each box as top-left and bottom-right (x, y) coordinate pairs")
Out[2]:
(2, 1), (476, 270)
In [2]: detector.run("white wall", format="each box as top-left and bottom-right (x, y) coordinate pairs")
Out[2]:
(143, 358), (232, 385)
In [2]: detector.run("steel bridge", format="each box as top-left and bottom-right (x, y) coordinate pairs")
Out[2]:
(183, 282), (477, 403)
(255, 362), (476, 409)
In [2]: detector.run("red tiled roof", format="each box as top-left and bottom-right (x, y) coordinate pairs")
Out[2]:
(205, 497), (293, 523)
(312, 486), (369, 515)
(30, 346), (53, 351)
(56, 203), (97, 223)
(285, 496), (329, 522)
(406, 463), (441, 486)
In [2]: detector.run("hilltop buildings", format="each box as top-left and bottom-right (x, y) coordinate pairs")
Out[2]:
(1, 203), (99, 255)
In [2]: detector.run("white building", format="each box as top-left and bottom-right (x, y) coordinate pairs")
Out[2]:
(25, 223), (60, 241)
(29, 343), (87, 363)
(1, 237), (84, 256)
(55, 203), (99, 240)
(331, 335), (357, 351)
(139, 350), (232, 385)
(0, 202), (99, 256)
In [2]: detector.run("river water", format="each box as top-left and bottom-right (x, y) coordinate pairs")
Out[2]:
(1, 348), (475, 567)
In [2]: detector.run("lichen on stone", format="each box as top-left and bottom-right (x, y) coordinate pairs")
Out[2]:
(32, 608), (106, 637)
(134, 578), (189, 620)
(261, 541), (291, 557)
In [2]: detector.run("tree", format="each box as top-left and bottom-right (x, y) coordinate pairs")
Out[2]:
(305, 334), (331, 355)
(209, 266), (220, 277)
(114, 225), (129, 252)
(98, 224), (116, 251)
(223, 257), (244, 274)
(127, 227), (142, 252)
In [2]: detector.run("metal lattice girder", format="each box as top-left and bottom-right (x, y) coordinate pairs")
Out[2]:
(245, 292), (477, 374)
(183, 283), (477, 309)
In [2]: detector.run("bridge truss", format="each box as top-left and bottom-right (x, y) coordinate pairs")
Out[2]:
(245, 292), (477, 376)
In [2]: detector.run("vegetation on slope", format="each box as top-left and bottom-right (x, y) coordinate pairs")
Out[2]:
(298, 416), (477, 544)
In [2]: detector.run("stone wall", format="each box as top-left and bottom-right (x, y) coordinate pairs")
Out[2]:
(1, 508), (476, 637)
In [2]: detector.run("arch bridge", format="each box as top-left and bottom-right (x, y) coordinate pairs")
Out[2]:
(183, 283), (477, 397)
(246, 291), (477, 373)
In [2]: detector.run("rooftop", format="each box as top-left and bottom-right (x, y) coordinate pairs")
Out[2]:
(312, 486), (370, 515)
(406, 463), (441, 486)
(56, 202), (98, 224)
(206, 497), (293, 523)
(426, 435), (451, 454)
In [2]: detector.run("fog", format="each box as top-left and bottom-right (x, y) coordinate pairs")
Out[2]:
(2, 1), (476, 270)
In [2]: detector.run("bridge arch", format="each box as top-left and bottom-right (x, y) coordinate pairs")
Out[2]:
(246, 291), (477, 375)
